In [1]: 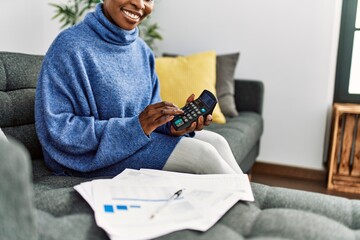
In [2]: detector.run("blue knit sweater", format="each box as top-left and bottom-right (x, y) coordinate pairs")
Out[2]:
(35, 4), (181, 177)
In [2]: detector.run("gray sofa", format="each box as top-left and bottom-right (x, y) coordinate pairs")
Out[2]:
(1, 51), (360, 240)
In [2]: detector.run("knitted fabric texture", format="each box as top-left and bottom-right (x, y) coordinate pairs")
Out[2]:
(35, 4), (181, 178)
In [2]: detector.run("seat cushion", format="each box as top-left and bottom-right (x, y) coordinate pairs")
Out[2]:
(205, 112), (263, 166)
(219, 183), (360, 239)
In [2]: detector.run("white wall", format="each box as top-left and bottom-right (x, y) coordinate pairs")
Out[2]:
(0, 0), (342, 170)
(151, 0), (342, 170)
(0, 0), (64, 54)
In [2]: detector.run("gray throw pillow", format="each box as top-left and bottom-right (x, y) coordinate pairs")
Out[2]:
(0, 128), (7, 142)
(216, 53), (240, 117)
(162, 52), (240, 117)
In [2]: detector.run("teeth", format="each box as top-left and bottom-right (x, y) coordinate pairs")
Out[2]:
(123, 10), (140, 20)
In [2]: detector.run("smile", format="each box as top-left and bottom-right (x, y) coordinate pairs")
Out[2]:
(122, 9), (141, 21)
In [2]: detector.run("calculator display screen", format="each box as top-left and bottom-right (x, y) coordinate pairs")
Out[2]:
(200, 93), (215, 108)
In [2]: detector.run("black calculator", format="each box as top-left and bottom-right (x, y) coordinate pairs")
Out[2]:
(171, 90), (218, 131)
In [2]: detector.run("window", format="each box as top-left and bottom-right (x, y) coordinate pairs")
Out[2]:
(334, 0), (360, 103)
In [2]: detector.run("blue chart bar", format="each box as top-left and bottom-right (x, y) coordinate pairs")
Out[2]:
(116, 205), (128, 211)
(104, 205), (114, 213)
(104, 204), (142, 213)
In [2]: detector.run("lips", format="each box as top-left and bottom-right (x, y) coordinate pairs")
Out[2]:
(122, 9), (142, 22)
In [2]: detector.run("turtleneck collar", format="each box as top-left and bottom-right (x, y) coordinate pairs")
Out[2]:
(84, 3), (139, 45)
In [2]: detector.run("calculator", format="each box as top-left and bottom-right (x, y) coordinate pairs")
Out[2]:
(171, 90), (218, 131)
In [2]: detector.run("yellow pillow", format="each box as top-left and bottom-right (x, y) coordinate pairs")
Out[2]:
(155, 51), (226, 124)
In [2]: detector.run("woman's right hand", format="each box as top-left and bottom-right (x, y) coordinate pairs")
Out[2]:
(139, 101), (183, 136)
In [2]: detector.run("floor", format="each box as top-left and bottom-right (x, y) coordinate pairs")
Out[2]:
(251, 171), (360, 200)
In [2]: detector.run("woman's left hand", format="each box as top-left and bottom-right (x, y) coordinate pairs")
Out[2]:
(170, 94), (213, 137)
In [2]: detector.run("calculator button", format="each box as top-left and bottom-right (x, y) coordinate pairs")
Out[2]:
(174, 119), (184, 127)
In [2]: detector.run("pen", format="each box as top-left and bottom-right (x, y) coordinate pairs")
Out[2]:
(149, 188), (185, 219)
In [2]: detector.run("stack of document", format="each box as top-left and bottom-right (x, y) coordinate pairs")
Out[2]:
(74, 169), (254, 240)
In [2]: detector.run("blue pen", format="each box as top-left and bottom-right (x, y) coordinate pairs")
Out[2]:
(149, 189), (185, 219)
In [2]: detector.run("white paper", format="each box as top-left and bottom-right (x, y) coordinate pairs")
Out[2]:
(74, 169), (254, 240)
(138, 169), (254, 201)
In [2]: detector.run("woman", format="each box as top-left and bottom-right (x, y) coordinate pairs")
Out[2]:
(35, 0), (242, 178)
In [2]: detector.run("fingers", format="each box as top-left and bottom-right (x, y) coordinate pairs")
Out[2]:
(170, 115), (208, 136)
(195, 116), (204, 130)
(150, 101), (178, 110)
(148, 101), (182, 114)
(194, 115), (213, 130)
(139, 101), (183, 135)
(142, 100), (214, 136)
(204, 114), (212, 126)
(152, 101), (178, 108)
(186, 94), (195, 104)
(153, 102), (183, 120)
(170, 121), (197, 136)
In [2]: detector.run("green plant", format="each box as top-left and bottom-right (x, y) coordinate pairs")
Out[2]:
(50, 0), (162, 49)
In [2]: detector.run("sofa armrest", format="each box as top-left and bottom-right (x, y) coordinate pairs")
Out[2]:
(0, 138), (37, 240)
(234, 79), (264, 115)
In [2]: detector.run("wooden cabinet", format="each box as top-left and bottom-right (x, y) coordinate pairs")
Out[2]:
(327, 103), (360, 193)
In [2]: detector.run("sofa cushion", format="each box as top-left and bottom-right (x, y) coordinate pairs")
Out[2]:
(216, 52), (240, 118)
(0, 52), (44, 159)
(33, 178), (92, 217)
(156, 51), (226, 124)
(214, 183), (360, 240)
(36, 210), (108, 240)
(163, 52), (241, 118)
(205, 112), (263, 166)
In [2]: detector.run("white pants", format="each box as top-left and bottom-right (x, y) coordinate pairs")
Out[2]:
(163, 130), (243, 174)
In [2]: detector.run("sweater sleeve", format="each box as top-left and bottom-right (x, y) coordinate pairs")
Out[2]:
(35, 48), (151, 172)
